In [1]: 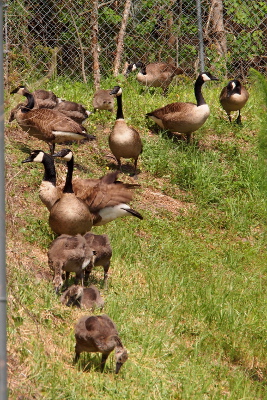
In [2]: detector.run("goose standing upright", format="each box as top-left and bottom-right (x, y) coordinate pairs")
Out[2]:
(109, 86), (142, 175)
(219, 79), (249, 124)
(146, 72), (218, 143)
(10, 87), (95, 154)
(49, 149), (93, 235)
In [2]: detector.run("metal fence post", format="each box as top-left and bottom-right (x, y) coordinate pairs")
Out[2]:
(196, 0), (205, 72)
(0, 0), (7, 398)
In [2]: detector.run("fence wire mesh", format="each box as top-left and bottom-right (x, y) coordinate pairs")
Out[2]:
(4, 0), (267, 89)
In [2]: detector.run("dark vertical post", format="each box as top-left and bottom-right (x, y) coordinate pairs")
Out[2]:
(0, 0), (7, 398)
(196, 0), (205, 72)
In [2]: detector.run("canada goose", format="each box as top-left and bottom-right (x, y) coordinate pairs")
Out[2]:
(219, 79), (249, 124)
(74, 314), (128, 373)
(125, 61), (183, 95)
(10, 87), (95, 154)
(22, 149), (143, 228)
(10, 85), (60, 109)
(109, 86), (142, 175)
(50, 149), (93, 236)
(53, 148), (144, 225)
(93, 89), (114, 112)
(60, 284), (104, 310)
(83, 232), (112, 289)
(54, 100), (92, 124)
(146, 72), (219, 143)
(48, 234), (95, 292)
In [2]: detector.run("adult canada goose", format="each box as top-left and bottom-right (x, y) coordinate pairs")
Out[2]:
(146, 72), (219, 143)
(125, 61), (183, 95)
(10, 85), (60, 109)
(22, 149), (143, 228)
(54, 100), (92, 124)
(219, 79), (249, 124)
(93, 89), (114, 112)
(60, 284), (104, 310)
(74, 314), (128, 373)
(109, 86), (143, 175)
(53, 148), (143, 225)
(10, 87), (95, 154)
(49, 149), (93, 235)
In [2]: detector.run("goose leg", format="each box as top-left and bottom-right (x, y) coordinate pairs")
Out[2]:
(236, 110), (242, 125)
(74, 347), (80, 363)
(48, 142), (55, 155)
(227, 112), (232, 123)
(100, 353), (109, 372)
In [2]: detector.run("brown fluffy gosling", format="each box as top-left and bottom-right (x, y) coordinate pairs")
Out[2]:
(74, 314), (128, 373)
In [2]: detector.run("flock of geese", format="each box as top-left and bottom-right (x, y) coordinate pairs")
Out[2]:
(9, 61), (249, 374)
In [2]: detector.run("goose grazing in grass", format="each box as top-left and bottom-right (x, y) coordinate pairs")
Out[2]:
(10, 87), (95, 154)
(74, 314), (128, 373)
(109, 86), (143, 176)
(125, 61), (183, 95)
(11, 85), (60, 109)
(22, 149), (143, 232)
(60, 284), (104, 310)
(219, 79), (249, 124)
(146, 72), (219, 143)
(93, 89), (115, 112)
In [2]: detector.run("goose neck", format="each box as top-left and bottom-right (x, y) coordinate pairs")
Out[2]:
(194, 77), (206, 106)
(116, 94), (124, 120)
(21, 92), (35, 113)
(63, 157), (74, 193)
(42, 154), (56, 186)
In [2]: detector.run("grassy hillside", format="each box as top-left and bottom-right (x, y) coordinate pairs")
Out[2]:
(5, 70), (267, 400)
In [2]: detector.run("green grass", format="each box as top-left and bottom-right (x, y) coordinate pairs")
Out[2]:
(6, 70), (267, 399)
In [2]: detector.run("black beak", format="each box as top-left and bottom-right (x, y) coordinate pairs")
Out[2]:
(115, 362), (123, 374)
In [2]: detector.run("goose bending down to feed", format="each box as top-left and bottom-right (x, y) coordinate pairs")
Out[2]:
(22, 149), (143, 234)
(74, 314), (128, 373)
(11, 85), (60, 109)
(60, 284), (104, 310)
(219, 79), (249, 124)
(146, 72), (218, 143)
(93, 89), (115, 113)
(48, 234), (96, 292)
(10, 87), (95, 154)
(125, 61), (183, 95)
(54, 100), (92, 124)
(109, 86), (143, 176)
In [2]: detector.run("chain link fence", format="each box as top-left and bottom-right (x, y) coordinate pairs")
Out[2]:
(4, 0), (267, 90)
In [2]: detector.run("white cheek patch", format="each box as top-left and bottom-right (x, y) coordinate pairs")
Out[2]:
(202, 73), (211, 82)
(230, 82), (236, 90)
(33, 152), (44, 162)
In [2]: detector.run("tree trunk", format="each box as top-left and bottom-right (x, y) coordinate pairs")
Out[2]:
(113, 0), (132, 76)
(210, 0), (227, 58)
(205, 0), (227, 75)
(91, 0), (101, 90)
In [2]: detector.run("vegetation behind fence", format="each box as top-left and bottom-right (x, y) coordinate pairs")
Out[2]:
(4, 0), (267, 89)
